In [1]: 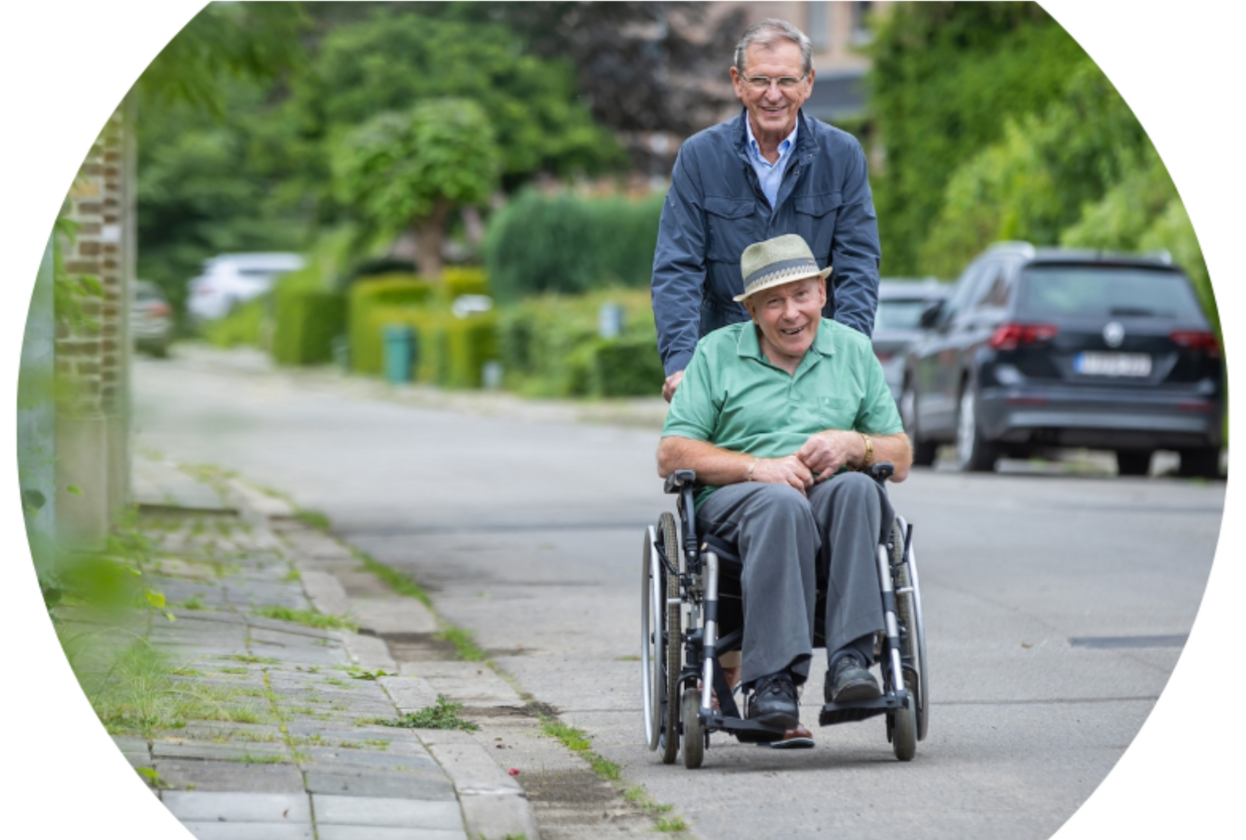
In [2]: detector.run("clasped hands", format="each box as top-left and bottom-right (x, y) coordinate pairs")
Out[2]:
(748, 430), (863, 495)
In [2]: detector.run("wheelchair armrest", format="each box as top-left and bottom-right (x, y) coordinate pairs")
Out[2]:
(663, 469), (697, 495)
(868, 462), (895, 484)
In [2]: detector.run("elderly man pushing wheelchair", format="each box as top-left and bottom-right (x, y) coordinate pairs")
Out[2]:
(657, 233), (912, 735)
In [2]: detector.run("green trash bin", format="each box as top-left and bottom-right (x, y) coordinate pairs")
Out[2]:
(383, 324), (414, 383)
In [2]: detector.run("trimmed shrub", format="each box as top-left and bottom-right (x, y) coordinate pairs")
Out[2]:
(348, 275), (435, 374)
(201, 298), (266, 348)
(484, 189), (664, 300)
(445, 312), (500, 389)
(272, 288), (346, 366)
(589, 335), (665, 397)
(443, 266), (489, 298)
(494, 288), (660, 397)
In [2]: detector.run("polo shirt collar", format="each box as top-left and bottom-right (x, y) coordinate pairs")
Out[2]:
(736, 318), (836, 363)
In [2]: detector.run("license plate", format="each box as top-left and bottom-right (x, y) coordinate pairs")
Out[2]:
(1074, 352), (1152, 377)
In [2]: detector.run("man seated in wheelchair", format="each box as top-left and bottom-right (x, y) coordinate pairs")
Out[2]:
(657, 233), (912, 732)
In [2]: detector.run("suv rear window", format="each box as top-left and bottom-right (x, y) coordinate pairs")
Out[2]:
(1017, 265), (1204, 320)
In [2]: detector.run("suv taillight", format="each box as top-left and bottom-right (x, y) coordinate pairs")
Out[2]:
(989, 323), (1058, 351)
(1170, 330), (1220, 357)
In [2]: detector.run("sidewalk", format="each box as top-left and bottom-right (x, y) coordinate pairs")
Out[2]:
(82, 456), (542, 840)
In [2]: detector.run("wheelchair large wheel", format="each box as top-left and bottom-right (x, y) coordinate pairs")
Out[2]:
(641, 525), (669, 752)
(658, 512), (682, 764)
(892, 518), (929, 742)
(681, 687), (704, 769)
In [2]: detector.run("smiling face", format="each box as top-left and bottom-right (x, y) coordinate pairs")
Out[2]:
(730, 40), (814, 148)
(744, 276), (827, 371)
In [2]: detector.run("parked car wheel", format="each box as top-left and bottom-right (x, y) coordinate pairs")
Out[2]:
(1115, 450), (1152, 477)
(1177, 447), (1221, 479)
(955, 384), (997, 473)
(901, 382), (938, 467)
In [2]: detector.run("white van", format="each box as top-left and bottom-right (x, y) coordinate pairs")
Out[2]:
(187, 252), (305, 323)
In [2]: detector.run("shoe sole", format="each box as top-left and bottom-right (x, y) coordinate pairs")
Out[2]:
(830, 679), (882, 704)
(769, 736), (815, 750)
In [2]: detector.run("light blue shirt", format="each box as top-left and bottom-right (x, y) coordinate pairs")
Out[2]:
(745, 118), (799, 208)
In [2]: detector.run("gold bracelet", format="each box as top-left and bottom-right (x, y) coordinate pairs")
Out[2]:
(746, 457), (759, 482)
(859, 433), (874, 471)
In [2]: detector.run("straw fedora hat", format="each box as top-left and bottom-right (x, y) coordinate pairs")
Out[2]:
(733, 234), (832, 303)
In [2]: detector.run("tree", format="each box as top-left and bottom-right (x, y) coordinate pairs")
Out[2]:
(333, 98), (501, 280)
(867, 2), (1088, 274)
(289, 9), (624, 199)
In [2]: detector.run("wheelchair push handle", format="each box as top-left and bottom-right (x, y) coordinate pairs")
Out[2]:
(868, 462), (895, 484)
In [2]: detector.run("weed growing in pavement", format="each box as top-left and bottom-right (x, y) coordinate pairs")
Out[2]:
(623, 786), (674, 815)
(227, 654), (279, 665)
(539, 720), (621, 780)
(351, 547), (433, 607)
(178, 596), (206, 610)
(372, 695), (481, 732)
(252, 605), (357, 631)
(282, 568), (302, 582)
(435, 626), (486, 662)
(655, 816), (688, 833)
(136, 767), (170, 788)
(343, 666), (390, 681)
(296, 509), (332, 531)
(234, 753), (288, 765)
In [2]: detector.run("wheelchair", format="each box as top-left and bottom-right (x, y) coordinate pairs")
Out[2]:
(641, 463), (929, 769)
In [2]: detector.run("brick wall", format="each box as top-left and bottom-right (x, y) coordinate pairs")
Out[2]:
(58, 106), (130, 416)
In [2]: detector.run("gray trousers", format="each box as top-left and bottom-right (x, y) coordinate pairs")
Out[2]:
(695, 471), (894, 688)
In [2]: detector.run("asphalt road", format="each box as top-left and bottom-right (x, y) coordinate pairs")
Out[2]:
(132, 347), (1226, 840)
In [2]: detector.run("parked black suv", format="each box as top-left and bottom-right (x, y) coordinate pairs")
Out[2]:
(899, 242), (1224, 477)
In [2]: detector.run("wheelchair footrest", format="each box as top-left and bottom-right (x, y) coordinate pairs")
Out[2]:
(702, 711), (788, 742)
(818, 692), (906, 727)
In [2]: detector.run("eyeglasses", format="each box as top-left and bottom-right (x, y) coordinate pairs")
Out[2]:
(741, 73), (808, 91)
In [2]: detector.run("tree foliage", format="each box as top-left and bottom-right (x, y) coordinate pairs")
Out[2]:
(917, 64), (1149, 277)
(867, 2), (1088, 274)
(289, 8), (624, 192)
(334, 99), (501, 279)
(137, 2), (309, 118)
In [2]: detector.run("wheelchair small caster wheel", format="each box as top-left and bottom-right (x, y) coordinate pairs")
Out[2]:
(682, 688), (704, 769)
(890, 684), (917, 762)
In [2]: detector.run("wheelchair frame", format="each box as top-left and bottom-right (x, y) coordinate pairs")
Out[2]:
(641, 463), (929, 769)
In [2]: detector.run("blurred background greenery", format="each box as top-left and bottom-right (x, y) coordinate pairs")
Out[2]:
(129, 1), (1216, 395)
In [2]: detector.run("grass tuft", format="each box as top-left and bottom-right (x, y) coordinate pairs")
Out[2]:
(252, 605), (356, 631)
(372, 695), (480, 731)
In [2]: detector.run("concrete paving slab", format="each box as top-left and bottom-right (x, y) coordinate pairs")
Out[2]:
(301, 746), (441, 772)
(180, 821), (313, 840)
(162, 791), (311, 822)
(316, 827), (467, 840)
(378, 676), (440, 713)
(342, 633), (398, 672)
(312, 794), (462, 829)
(152, 740), (289, 761)
(153, 759), (306, 793)
(418, 731), (525, 797)
(304, 768), (456, 800)
(350, 597), (438, 635)
(300, 570), (353, 617)
(458, 790), (540, 840)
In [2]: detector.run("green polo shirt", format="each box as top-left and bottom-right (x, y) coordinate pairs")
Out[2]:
(662, 318), (903, 503)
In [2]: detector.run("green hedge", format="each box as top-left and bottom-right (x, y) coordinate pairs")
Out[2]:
(347, 274), (435, 374)
(201, 298), (267, 348)
(272, 288), (346, 366)
(484, 189), (664, 300)
(495, 288), (662, 397)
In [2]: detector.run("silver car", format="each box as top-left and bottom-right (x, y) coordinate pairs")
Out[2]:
(131, 280), (173, 357)
(872, 279), (950, 400)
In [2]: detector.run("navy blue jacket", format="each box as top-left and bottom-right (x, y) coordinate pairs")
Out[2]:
(651, 109), (881, 375)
